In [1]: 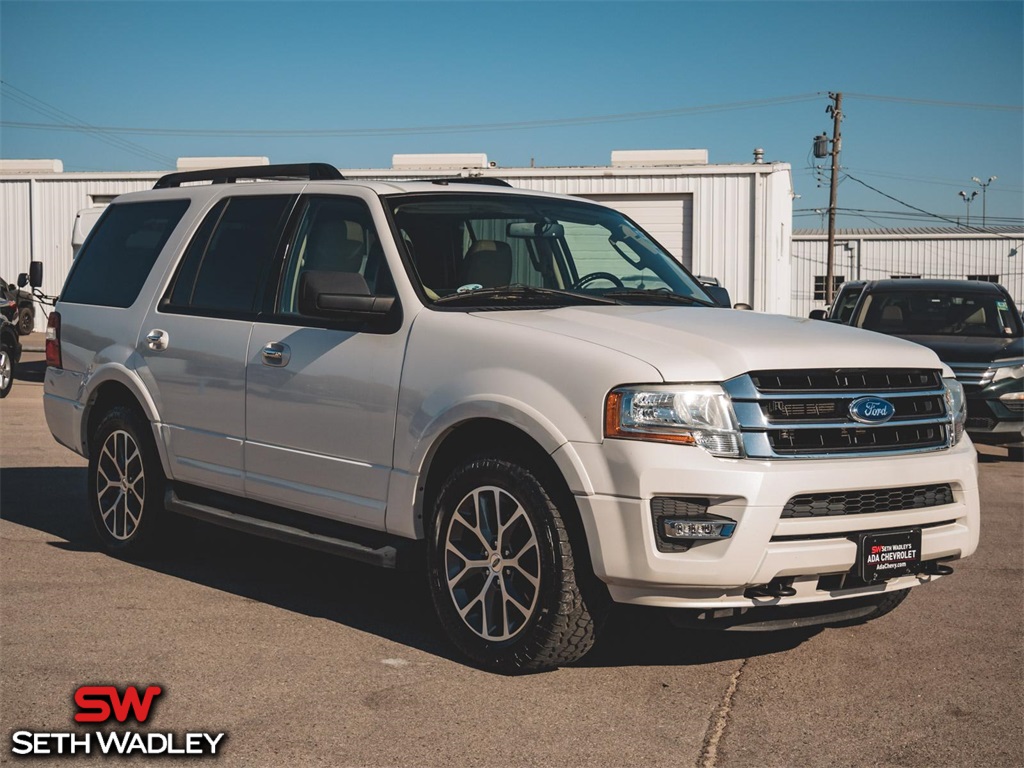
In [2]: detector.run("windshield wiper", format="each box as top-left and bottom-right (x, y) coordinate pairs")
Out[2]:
(433, 285), (618, 306)
(601, 288), (716, 307)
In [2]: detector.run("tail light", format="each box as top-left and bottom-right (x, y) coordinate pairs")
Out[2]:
(46, 312), (62, 369)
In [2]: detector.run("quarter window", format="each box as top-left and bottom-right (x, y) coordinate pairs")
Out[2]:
(62, 200), (190, 307)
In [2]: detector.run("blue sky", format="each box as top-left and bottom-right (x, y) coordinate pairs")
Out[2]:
(1, 0), (1021, 228)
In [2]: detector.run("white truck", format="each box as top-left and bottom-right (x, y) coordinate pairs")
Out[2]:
(41, 163), (978, 672)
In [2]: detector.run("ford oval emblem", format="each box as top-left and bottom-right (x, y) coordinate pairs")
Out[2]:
(848, 397), (896, 424)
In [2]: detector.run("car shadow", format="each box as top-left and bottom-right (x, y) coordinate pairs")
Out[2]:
(1, 466), (819, 672)
(14, 359), (46, 383)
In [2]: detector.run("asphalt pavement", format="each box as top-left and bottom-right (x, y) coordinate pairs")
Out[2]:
(2, 353), (1022, 767)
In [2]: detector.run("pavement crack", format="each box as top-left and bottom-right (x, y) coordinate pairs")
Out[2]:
(697, 658), (747, 768)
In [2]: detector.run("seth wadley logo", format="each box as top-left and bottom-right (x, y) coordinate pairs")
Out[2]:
(10, 685), (226, 757)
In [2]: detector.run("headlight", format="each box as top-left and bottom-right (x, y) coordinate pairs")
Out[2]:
(605, 384), (742, 457)
(992, 359), (1024, 383)
(943, 378), (966, 445)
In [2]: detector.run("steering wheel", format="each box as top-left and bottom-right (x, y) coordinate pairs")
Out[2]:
(571, 272), (625, 290)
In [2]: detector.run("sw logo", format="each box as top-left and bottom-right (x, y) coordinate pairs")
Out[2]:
(9, 684), (225, 758)
(74, 684), (163, 723)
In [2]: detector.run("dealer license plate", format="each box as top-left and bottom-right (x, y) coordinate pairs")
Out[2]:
(858, 528), (922, 583)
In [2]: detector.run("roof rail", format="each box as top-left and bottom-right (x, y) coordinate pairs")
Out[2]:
(154, 162), (344, 189)
(429, 177), (512, 188)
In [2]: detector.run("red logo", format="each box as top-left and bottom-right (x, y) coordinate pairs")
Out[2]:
(74, 685), (163, 724)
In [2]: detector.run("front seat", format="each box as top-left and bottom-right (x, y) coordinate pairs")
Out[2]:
(304, 219), (365, 273)
(459, 240), (513, 288)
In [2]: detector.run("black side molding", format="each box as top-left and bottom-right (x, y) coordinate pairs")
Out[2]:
(154, 162), (344, 189)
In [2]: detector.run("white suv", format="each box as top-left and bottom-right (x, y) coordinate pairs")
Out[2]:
(43, 163), (979, 672)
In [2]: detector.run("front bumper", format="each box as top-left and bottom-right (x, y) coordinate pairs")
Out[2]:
(965, 383), (1024, 445)
(561, 438), (979, 608)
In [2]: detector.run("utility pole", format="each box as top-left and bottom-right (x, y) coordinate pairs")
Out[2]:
(958, 190), (977, 227)
(971, 176), (997, 226)
(825, 92), (843, 304)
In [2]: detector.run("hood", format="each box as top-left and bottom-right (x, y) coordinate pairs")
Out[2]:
(893, 334), (1023, 364)
(477, 306), (945, 382)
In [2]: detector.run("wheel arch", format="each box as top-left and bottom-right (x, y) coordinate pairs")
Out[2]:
(412, 417), (601, 590)
(81, 371), (169, 476)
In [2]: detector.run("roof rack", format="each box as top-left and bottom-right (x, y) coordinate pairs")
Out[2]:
(429, 177), (512, 188)
(154, 162), (344, 189)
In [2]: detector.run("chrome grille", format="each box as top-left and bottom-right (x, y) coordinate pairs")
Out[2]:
(724, 369), (950, 459)
(948, 362), (995, 389)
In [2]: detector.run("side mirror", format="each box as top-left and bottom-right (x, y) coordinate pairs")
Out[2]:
(298, 270), (394, 320)
(733, 303), (753, 311)
(19, 261), (44, 289)
(808, 309), (828, 320)
(702, 284), (732, 308)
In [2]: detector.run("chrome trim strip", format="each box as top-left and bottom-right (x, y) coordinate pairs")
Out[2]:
(741, 431), (950, 460)
(747, 416), (949, 431)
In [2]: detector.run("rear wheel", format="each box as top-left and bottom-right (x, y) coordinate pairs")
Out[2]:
(427, 457), (603, 673)
(87, 405), (168, 557)
(17, 306), (34, 336)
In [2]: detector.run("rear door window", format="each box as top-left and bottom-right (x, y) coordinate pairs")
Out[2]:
(165, 195), (294, 316)
(62, 200), (190, 307)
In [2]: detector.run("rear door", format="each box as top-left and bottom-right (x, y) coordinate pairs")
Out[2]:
(243, 192), (406, 530)
(139, 192), (296, 494)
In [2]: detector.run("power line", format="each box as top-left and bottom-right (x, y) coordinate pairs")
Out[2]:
(842, 173), (1024, 243)
(0, 81), (175, 167)
(0, 93), (823, 137)
(844, 92), (1022, 112)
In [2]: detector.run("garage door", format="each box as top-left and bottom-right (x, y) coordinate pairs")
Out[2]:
(581, 194), (693, 270)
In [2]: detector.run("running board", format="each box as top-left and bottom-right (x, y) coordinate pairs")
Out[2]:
(163, 486), (416, 569)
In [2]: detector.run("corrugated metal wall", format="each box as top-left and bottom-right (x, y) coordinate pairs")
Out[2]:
(793, 235), (1024, 318)
(0, 177), (156, 329)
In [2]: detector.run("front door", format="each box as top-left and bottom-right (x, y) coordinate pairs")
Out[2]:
(244, 194), (406, 530)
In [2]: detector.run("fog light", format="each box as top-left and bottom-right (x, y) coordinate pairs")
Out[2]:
(999, 391), (1024, 402)
(662, 518), (736, 540)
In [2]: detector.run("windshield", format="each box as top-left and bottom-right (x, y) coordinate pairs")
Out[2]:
(855, 288), (1022, 338)
(387, 193), (712, 307)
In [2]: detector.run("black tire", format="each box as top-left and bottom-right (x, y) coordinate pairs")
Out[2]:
(17, 305), (34, 336)
(0, 341), (14, 398)
(87, 405), (168, 558)
(427, 457), (604, 673)
(1006, 446), (1023, 462)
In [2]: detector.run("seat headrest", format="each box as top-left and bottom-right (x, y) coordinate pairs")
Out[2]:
(460, 240), (513, 288)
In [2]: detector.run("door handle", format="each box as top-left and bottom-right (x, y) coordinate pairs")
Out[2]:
(261, 342), (290, 367)
(146, 329), (168, 351)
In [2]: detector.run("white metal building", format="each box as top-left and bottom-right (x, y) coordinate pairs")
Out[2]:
(792, 228), (1024, 318)
(0, 150), (795, 330)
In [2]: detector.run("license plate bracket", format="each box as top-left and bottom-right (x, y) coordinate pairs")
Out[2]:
(858, 528), (922, 583)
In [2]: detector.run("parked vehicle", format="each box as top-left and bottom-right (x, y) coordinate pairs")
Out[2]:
(0, 314), (22, 398)
(813, 279), (1023, 458)
(1, 278), (36, 335)
(42, 163), (978, 672)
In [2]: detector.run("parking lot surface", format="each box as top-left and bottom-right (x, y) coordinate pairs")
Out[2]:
(2, 354), (1022, 767)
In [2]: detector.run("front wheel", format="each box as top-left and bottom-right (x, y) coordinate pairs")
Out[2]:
(0, 341), (14, 398)
(87, 405), (168, 558)
(427, 457), (603, 673)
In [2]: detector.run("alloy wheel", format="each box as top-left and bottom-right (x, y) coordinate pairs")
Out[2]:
(95, 430), (146, 540)
(444, 485), (541, 641)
